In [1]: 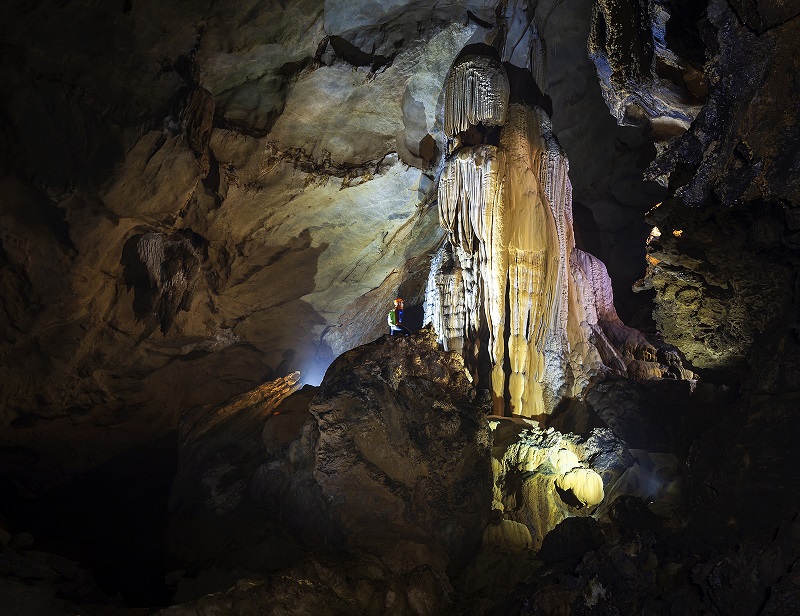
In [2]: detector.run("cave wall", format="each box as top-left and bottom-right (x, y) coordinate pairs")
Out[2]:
(0, 0), (663, 479)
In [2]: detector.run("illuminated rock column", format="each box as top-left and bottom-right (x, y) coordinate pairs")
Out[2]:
(498, 104), (562, 417)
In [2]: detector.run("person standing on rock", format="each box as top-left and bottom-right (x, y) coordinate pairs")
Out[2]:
(388, 298), (411, 335)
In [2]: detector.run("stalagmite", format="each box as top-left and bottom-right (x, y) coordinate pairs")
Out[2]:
(529, 26), (547, 95)
(498, 104), (562, 416)
(444, 55), (510, 137)
(435, 145), (507, 374)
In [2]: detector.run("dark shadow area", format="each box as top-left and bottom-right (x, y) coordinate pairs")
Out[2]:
(504, 63), (552, 117)
(2, 432), (179, 607)
(454, 43), (501, 62)
(329, 36), (394, 71)
(554, 484), (585, 509)
(571, 200), (603, 258)
(545, 396), (607, 436)
(401, 302), (425, 332)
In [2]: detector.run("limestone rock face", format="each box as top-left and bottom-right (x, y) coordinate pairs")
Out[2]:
(0, 0), (674, 479)
(648, 0), (800, 206)
(643, 201), (798, 374)
(2, 0), (800, 614)
(254, 330), (493, 587)
(0, 0), (471, 475)
(594, 0), (800, 209)
(588, 0), (705, 138)
(163, 333), (495, 613)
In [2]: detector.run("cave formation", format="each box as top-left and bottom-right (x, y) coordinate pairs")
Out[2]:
(2, 0), (800, 614)
(426, 49), (691, 419)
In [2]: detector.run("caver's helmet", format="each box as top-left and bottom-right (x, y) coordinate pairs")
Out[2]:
(394, 298), (404, 306)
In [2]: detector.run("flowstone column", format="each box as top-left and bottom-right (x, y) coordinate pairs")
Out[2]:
(425, 49), (691, 417)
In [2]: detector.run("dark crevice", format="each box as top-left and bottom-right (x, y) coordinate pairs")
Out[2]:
(2, 434), (178, 607)
(212, 115), (273, 139)
(466, 10), (494, 29)
(454, 42), (502, 63)
(328, 36), (394, 72)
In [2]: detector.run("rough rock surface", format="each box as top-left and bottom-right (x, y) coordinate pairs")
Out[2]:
(254, 330), (493, 587)
(166, 372), (304, 582)
(0, 524), (109, 615)
(494, 1), (800, 613)
(647, 0), (800, 207)
(487, 503), (800, 616)
(2, 0), (800, 614)
(588, 0), (706, 136)
(0, 0), (457, 479)
(159, 331), (495, 614)
(156, 555), (464, 616)
(644, 200), (799, 376)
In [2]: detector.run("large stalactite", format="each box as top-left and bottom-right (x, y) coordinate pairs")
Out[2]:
(444, 55), (510, 138)
(426, 51), (692, 418)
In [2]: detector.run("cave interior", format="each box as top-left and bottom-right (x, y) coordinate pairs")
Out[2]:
(1, 0), (800, 614)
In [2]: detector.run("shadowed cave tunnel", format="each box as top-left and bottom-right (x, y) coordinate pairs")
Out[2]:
(1, 0), (800, 614)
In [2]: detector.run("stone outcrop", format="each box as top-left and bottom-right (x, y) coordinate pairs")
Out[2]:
(254, 331), (493, 589)
(160, 331), (497, 613)
(166, 372), (303, 578)
(642, 201), (798, 375)
(162, 332), (700, 615)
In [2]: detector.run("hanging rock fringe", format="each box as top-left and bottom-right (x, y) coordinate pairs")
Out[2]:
(444, 55), (510, 137)
(137, 233), (167, 288)
(529, 24), (547, 95)
(424, 242), (466, 354)
(438, 146), (506, 252)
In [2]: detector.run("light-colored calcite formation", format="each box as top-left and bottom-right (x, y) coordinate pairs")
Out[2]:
(444, 55), (510, 138)
(483, 519), (533, 551)
(487, 418), (608, 550)
(555, 468), (605, 507)
(426, 54), (692, 417)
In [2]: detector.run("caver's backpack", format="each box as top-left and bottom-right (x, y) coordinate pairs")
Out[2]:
(387, 309), (398, 326)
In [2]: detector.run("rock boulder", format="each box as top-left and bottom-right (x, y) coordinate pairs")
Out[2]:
(254, 329), (494, 584)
